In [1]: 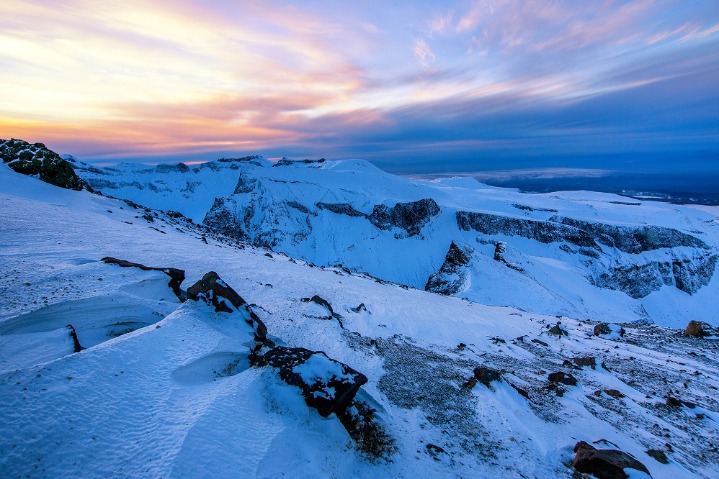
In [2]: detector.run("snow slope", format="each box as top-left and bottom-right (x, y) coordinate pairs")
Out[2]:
(76, 157), (719, 328)
(2, 162), (719, 478)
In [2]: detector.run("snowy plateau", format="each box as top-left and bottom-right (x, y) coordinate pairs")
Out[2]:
(1, 140), (718, 478)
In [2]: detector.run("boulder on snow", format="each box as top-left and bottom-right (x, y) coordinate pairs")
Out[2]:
(493, 241), (507, 262)
(101, 257), (185, 300)
(301, 295), (335, 318)
(257, 347), (367, 417)
(683, 320), (714, 338)
(186, 272), (268, 342)
(548, 371), (577, 386)
(594, 322), (625, 338)
(473, 366), (502, 388)
(573, 441), (651, 479)
(573, 356), (597, 369)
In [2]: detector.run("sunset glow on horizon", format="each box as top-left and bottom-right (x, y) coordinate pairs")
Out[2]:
(1, 0), (717, 172)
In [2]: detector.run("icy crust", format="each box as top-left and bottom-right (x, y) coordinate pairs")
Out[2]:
(1, 167), (719, 478)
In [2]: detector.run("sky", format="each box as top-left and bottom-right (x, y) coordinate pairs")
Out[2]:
(0, 0), (718, 174)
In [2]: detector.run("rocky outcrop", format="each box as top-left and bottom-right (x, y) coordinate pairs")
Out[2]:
(66, 324), (83, 353)
(684, 320), (716, 338)
(594, 254), (717, 298)
(548, 371), (577, 386)
(187, 272), (268, 344)
(425, 242), (472, 295)
(202, 197), (251, 242)
(369, 199), (440, 237)
(573, 441), (651, 479)
(555, 217), (707, 253)
(316, 202), (366, 218)
(1, 138), (91, 191)
(594, 323), (625, 338)
(232, 174), (257, 194)
(456, 211), (597, 248)
(256, 347), (367, 417)
(101, 257), (185, 299)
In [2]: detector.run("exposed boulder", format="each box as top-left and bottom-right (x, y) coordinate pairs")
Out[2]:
(572, 441), (651, 479)
(473, 366), (502, 388)
(369, 198), (440, 236)
(425, 241), (472, 295)
(594, 323), (625, 338)
(186, 272), (268, 343)
(101, 257), (185, 300)
(548, 371), (577, 386)
(684, 320), (715, 338)
(257, 347), (367, 417)
(573, 356), (597, 369)
(1, 138), (91, 191)
(645, 449), (669, 464)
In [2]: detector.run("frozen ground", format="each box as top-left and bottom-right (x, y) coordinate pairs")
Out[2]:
(1, 163), (718, 478)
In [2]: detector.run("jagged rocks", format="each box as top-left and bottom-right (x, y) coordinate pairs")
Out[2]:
(548, 371), (577, 386)
(257, 347), (367, 417)
(573, 356), (597, 369)
(425, 242), (472, 295)
(101, 257), (185, 300)
(368, 198), (440, 236)
(594, 323), (625, 338)
(572, 441), (651, 479)
(595, 254), (717, 298)
(1, 138), (91, 191)
(186, 272), (268, 342)
(455, 210), (596, 248)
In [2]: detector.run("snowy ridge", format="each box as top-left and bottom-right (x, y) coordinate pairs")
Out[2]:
(2, 160), (719, 478)
(75, 156), (719, 328)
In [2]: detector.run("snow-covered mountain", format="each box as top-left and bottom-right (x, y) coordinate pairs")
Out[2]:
(2, 150), (719, 478)
(74, 154), (719, 328)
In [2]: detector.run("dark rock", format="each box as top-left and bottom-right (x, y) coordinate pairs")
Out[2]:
(604, 389), (625, 399)
(186, 272), (268, 342)
(532, 338), (549, 347)
(425, 242), (472, 295)
(493, 241), (507, 261)
(509, 382), (529, 398)
(646, 449), (669, 464)
(573, 441), (651, 479)
(352, 303), (367, 313)
(455, 210), (596, 248)
(573, 356), (597, 369)
(316, 202), (366, 217)
(548, 324), (567, 337)
(101, 257), (185, 300)
(257, 347), (367, 417)
(548, 371), (577, 386)
(665, 397), (682, 407)
(66, 324), (83, 353)
(336, 401), (395, 460)
(425, 443), (448, 461)
(369, 198), (440, 236)
(301, 295), (334, 318)
(594, 323), (625, 337)
(1, 138), (91, 191)
(473, 366), (502, 388)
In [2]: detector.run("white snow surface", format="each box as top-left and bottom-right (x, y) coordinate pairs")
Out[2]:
(1, 162), (718, 478)
(74, 157), (719, 328)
